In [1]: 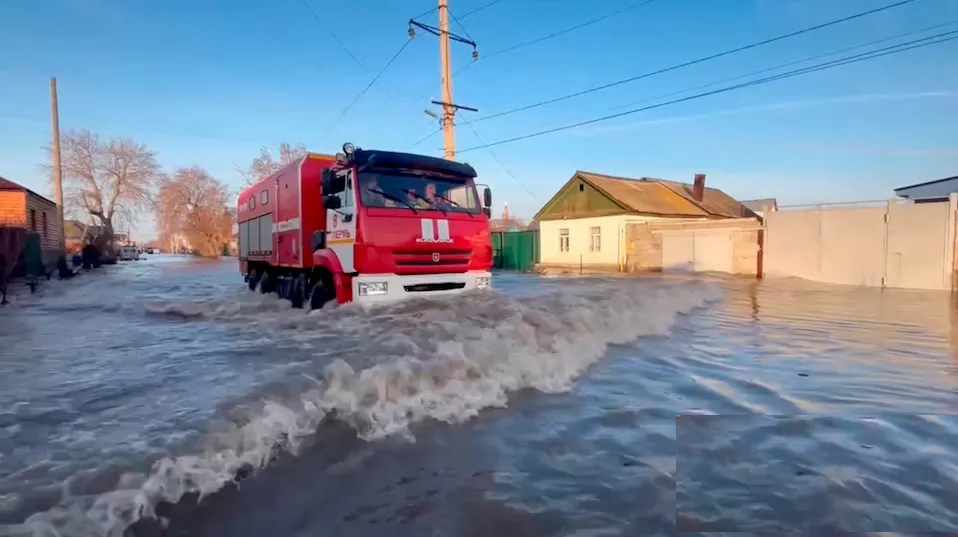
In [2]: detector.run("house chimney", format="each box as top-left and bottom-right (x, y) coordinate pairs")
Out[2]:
(692, 173), (706, 202)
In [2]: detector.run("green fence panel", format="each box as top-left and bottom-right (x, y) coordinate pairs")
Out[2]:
(491, 231), (504, 269)
(497, 230), (538, 271)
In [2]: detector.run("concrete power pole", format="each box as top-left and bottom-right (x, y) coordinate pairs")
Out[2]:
(438, 0), (455, 160)
(50, 77), (65, 253)
(410, 1), (479, 161)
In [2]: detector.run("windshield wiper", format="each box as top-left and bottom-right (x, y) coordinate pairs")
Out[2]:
(434, 194), (473, 218)
(407, 191), (447, 215)
(368, 188), (418, 214)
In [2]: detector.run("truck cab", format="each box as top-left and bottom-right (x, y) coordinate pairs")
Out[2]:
(316, 143), (493, 305)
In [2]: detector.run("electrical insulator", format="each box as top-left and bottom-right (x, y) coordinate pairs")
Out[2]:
(408, 27), (415, 38)
(472, 48), (479, 61)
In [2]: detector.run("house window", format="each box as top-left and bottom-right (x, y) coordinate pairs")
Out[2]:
(248, 197), (255, 210)
(42, 211), (48, 238)
(261, 190), (269, 205)
(30, 209), (37, 231)
(559, 228), (570, 252)
(589, 226), (601, 252)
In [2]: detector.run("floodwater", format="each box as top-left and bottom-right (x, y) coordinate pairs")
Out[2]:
(0, 256), (956, 537)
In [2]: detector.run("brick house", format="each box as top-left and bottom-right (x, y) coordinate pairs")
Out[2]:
(0, 176), (63, 266)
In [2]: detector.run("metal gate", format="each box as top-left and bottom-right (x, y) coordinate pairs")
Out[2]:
(661, 230), (734, 273)
(492, 230), (539, 271)
(764, 199), (955, 290)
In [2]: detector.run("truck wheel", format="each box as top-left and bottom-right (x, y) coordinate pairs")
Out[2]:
(291, 274), (307, 309)
(309, 278), (333, 311)
(259, 273), (272, 294)
(247, 270), (259, 291)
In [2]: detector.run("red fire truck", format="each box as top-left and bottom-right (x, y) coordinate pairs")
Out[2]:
(236, 143), (493, 308)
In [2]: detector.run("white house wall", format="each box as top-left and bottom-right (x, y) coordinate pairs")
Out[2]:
(539, 214), (674, 270)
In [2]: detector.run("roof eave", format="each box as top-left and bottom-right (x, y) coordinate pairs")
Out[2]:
(895, 175), (958, 192)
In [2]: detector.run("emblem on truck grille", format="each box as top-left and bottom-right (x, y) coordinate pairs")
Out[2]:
(432, 253), (440, 262)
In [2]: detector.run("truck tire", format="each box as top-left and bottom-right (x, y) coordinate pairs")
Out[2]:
(291, 274), (307, 309)
(309, 278), (333, 311)
(259, 273), (272, 294)
(247, 270), (259, 291)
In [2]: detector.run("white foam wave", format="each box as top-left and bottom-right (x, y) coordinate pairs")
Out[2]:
(6, 278), (721, 537)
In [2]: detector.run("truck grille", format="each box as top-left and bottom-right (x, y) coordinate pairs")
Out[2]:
(392, 248), (472, 268)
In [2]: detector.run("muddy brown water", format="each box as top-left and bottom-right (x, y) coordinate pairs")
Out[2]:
(0, 256), (956, 536)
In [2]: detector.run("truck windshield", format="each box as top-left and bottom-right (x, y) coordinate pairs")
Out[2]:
(358, 172), (480, 214)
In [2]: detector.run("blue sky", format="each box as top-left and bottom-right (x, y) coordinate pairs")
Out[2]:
(1, 0), (957, 240)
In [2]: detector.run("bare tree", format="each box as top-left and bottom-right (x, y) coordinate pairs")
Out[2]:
(235, 142), (308, 186)
(156, 166), (233, 257)
(45, 129), (161, 257)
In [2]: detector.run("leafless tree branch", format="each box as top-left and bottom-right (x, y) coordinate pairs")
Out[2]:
(235, 142), (308, 186)
(156, 166), (233, 257)
(43, 129), (161, 255)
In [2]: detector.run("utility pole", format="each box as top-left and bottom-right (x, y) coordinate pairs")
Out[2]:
(438, 0), (455, 159)
(50, 77), (65, 253)
(410, 1), (479, 160)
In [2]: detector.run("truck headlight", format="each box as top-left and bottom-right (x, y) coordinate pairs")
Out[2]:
(358, 282), (388, 296)
(475, 276), (490, 289)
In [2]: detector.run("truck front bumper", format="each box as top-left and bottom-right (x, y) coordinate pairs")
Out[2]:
(352, 271), (491, 305)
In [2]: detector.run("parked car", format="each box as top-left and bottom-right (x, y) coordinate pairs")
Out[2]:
(118, 246), (141, 261)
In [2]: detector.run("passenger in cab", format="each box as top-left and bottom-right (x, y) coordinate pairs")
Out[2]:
(362, 176), (395, 207)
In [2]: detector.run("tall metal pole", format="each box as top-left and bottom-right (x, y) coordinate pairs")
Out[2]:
(50, 77), (65, 253)
(438, 0), (455, 160)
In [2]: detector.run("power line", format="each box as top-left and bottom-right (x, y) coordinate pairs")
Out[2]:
(412, 5), (438, 20)
(458, 30), (958, 153)
(410, 0), (660, 104)
(469, 0), (922, 124)
(449, 9), (476, 43)
(411, 0), (504, 22)
(480, 0), (660, 63)
(606, 19), (958, 113)
(459, 0), (506, 20)
(407, 123), (542, 204)
(407, 127), (442, 149)
(298, 0), (402, 107)
(462, 121), (542, 203)
(327, 38), (415, 129)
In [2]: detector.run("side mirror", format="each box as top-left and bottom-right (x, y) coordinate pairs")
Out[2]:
(483, 187), (492, 208)
(321, 169), (346, 194)
(482, 207), (492, 218)
(323, 195), (342, 210)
